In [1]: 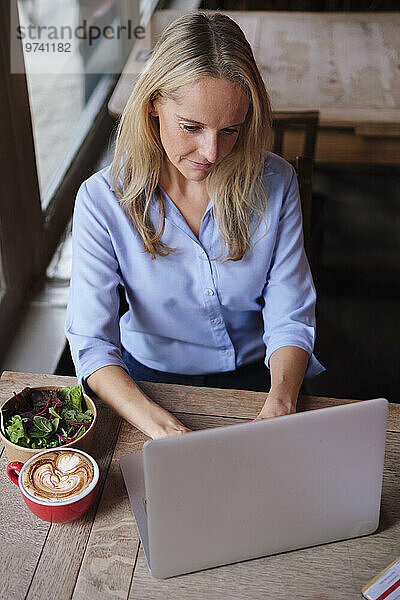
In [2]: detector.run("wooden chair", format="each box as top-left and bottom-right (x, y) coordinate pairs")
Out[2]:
(295, 155), (314, 262)
(272, 110), (319, 161)
(270, 111), (320, 267)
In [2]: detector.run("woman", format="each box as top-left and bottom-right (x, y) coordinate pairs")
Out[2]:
(65, 11), (324, 439)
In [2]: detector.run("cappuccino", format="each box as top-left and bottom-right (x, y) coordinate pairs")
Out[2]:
(22, 450), (94, 502)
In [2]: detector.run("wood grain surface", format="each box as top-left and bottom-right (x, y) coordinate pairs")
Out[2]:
(1, 370), (399, 600)
(135, 380), (400, 433)
(109, 10), (400, 127)
(71, 421), (143, 600)
(108, 10), (400, 165)
(3, 371), (399, 430)
(0, 371), (121, 600)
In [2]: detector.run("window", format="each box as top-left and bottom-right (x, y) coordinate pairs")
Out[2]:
(0, 0), (151, 363)
(13, 0), (140, 203)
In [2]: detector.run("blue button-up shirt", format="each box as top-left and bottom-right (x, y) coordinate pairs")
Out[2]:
(65, 152), (325, 387)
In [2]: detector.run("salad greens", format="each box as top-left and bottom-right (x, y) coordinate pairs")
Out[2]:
(58, 385), (84, 412)
(3, 385), (94, 450)
(6, 415), (29, 445)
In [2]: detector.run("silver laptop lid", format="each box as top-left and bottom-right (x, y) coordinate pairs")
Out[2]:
(142, 398), (388, 578)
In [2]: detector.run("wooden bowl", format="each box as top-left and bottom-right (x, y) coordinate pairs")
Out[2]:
(0, 386), (97, 463)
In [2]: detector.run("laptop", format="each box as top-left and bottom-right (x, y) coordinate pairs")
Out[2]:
(119, 397), (388, 579)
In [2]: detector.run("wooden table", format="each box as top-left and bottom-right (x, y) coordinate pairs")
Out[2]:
(108, 10), (400, 165)
(1, 370), (400, 599)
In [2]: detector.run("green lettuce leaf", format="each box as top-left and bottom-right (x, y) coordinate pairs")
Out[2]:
(58, 385), (83, 413)
(6, 415), (29, 445)
(48, 407), (59, 419)
(61, 407), (78, 421)
(61, 407), (93, 423)
(29, 415), (53, 438)
(48, 407), (60, 432)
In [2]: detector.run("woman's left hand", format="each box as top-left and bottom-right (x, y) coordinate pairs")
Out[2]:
(253, 392), (296, 421)
(253, 346), (308, 421)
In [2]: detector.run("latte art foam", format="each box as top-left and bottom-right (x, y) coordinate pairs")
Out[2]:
(22, 451), (94, 502)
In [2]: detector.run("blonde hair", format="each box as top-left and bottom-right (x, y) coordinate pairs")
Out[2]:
(111, 11), (272, 260)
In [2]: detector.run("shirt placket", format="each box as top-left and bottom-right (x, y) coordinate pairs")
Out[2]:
(197, 213), (236, 372)
(162, 191), (236, 372)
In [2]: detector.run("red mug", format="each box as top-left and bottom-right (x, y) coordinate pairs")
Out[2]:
(7, 448), (99, 523)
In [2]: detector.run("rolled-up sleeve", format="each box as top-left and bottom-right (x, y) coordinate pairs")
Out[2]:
(262, 165), (325, 378)
(65, 181), (127, 390)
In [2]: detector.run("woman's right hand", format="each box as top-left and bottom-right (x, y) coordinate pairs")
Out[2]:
(87, 365), (192, 440)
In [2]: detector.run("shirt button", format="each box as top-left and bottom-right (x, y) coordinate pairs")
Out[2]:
(213, 317), (222, 325)
(225, 349), (231, 356)
(207, 289), (215, 296)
